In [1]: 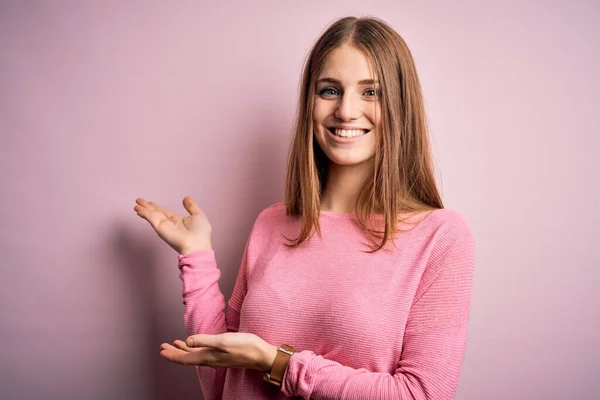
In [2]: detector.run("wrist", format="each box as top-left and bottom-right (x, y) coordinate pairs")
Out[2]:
(179, 242), (213, 255)
(263, 344), (296, 388)
(260, 343), (278, 372)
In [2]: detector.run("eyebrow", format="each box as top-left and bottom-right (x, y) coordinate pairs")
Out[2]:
(317, 77), (379, 85)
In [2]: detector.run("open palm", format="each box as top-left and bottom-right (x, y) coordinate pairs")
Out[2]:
(133, 196), (212, 255)
(160, 333), (276, 372)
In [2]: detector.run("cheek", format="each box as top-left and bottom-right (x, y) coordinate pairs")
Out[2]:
(369, 104), (382, 125)
(312, 100), (333, 126)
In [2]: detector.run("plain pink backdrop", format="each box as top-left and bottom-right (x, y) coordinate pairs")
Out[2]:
(1, 1), (598, 399)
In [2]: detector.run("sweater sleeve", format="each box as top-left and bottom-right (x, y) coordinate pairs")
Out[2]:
(280, 231), (476, 400)
(177, 244), (249, 400)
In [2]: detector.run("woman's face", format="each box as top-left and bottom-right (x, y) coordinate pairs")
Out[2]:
(313, 43), (381, 168)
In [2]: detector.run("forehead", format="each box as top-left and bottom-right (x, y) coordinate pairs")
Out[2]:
(318, 44), (375, 83)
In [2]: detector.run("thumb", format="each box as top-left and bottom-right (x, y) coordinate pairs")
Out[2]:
(186, 334), (224, 350)
(182, 196), (203, 216)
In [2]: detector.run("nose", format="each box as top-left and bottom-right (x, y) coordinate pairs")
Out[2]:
(334, 92), (362, 121)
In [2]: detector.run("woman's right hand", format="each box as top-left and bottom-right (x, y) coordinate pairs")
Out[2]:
(133, 196), (212, 255)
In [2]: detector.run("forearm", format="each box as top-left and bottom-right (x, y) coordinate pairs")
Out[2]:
(179, 250), (228, 335)
(282, 351), (421, 400)
(178, 250), (229, 400)
(282, 325), (467, 400)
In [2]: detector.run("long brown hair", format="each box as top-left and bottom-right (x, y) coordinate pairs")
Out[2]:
(285, 16), (443, 252)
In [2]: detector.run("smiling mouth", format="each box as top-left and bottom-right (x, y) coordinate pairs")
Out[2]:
(326, 127), (371, 138)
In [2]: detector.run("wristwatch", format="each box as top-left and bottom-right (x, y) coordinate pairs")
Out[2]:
(263, 344), (296, 388)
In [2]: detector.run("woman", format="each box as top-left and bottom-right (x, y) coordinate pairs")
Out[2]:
(134, 16), (475, 400)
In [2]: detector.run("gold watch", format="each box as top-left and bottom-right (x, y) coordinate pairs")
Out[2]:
(263, 344), (296, 387)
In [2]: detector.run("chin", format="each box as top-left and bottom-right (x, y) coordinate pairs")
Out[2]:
(315, 131), (376, 165)
(325, 152), (375, 167)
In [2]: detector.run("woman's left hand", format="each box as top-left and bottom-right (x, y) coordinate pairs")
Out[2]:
(160, 332), (278, 372)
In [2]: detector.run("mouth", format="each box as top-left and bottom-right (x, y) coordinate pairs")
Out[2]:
(326, 127), (371, 139)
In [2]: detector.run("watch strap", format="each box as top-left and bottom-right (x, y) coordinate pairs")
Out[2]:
(263, 344), (295, 388)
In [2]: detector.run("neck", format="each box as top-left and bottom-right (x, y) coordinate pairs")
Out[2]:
(320, 160), (375, 213)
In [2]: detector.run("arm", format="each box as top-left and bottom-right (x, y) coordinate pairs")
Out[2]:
(133, 197), (251, 398)
(177, 244), (249, 400)
(281, 233), (476, 400)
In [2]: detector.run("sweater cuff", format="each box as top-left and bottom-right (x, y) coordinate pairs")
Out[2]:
(281, 350), (315, 398)
(178, 250), (216, 269)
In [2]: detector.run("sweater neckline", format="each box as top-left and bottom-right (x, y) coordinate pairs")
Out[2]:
(318, 208), (439, 224)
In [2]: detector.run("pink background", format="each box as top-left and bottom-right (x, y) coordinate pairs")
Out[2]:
(1, 1), (598, 399)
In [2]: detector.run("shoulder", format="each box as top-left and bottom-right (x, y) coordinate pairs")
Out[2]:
(253, 202), (288, 227)
(241, 203), (289, 260)
(419, 208), (473, 240)
(256, 202), (287, 220)
(247, 202), (289, 235)
(412, 208), (475, 263)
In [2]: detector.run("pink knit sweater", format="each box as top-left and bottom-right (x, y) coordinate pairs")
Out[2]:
(177, 203), (475, 399)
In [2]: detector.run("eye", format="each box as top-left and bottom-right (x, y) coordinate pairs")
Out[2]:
(364, 88), (382, 97)
(319, 87), (339, 97)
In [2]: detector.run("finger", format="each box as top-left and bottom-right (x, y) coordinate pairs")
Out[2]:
(182, 196), (203, 216)
(135, 198), (173, 217)
(147, 201), (175, 218)
(182, 348), (226, 367)
(173, 339), (196, 352)
(135, 198), (159, 211)
(134, 205), (166, 229)
(161, 344), (223, 367)
(134, 199), (162, 218)
(134, 198), (149, 213)
(186, 333), (225, 350)
(160, 343), (188, 365)
(161, 342), (172, 351)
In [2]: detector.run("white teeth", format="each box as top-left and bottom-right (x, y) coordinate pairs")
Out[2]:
(332, 129), (367, 138)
